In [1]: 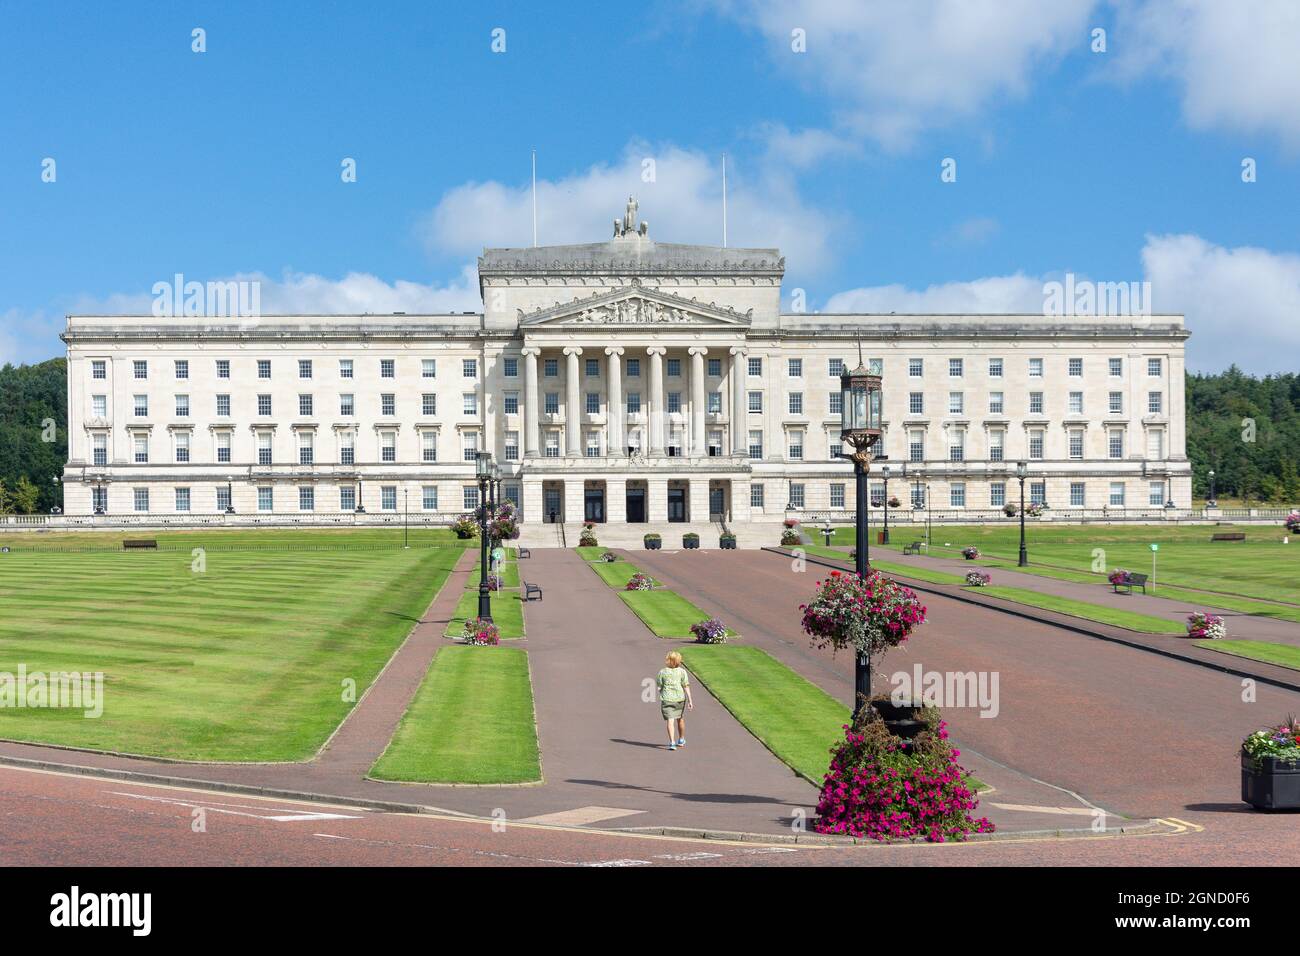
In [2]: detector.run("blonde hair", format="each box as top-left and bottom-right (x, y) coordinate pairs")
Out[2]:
(665, 651), (683, 668)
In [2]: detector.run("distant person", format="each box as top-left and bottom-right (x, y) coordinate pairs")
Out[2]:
(656, 651), (693, 751)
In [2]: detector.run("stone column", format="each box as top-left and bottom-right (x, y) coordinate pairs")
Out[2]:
(564, 346), (583, 457)
(689, 346), (707, 458)
(647, 346), (666, 456)
(647, 477), (669, 522)
(606, 477), (627, 523)
(605, 346), (624, 456)
(522, 347), (540, 457)
(689, 479), (710, 524)
(729, 346), (747, 457)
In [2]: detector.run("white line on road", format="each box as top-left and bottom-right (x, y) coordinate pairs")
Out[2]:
(108, 790), (362, 822)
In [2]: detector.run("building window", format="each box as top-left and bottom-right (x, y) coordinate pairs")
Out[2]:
(910, 484), (925, 508)
(751, 484), (765, 509)
(1028, 392), (1043, 415)
(91, 360), (106, 379)
(216, 394), (231, 417)
(586, 432), (601, 458)
(458, 486), (477, 511)
(988, 431), (1004, 462)
(667, 392), (681, 414)
(257, 433), (272, 465)
(787, 430), (804, 460)
(463, 359), (477, 378)
(626, 392), (641, 414)
(948, 434), (964, 462)
(299, 486), (315, 511)
(948, 392), (964, 415)
(257, 359), (271, 379)
(1109, 428), (1124, 459)
(216, 432), (231, 463)
(544, 432), (560, 458)
(828, 391), (842, 415)
(92, 485), (108, 512)
(626, 358), (640, 377)
(909, 430), (924, 462)
(504, 391), (519, 415)
(789, 483), (805, 508)
(666, 358), (680, 378)
(748, 430), (763, 460)
(1147, 429), (1165, 459)
(134, 488), (149, 512)
(583, 357), (600, 378)
(908, 358), (923, 378)
(382, 486), (397, 510)
(380, 359), (395, 379)
(422, 431), (438, 463)
(1029, 429), (1044, 460)
(1068, 392), (1083, 415)
(828, 358), (844, 377)
(1068, 357), (1083, 377)
(869, 483), (885, 507)
(830, 483), (845, 509)
(257, 487), (273, 512)
(948, 358), (963, 378)
(216, 486), (231, 512)
(298, 394), (313, 417)
(92, 434), (107, 466)
(909, 392), (924, 415)
(1070, 482), (1085, 507)
(748, 391), (763, 413)
(381, 394), (396, 416)
(133, 434), (149, 463)
(1148, 391), (1163, 414)
(1028, 358), (1043, 378)
(788, 358), (802, 378)
(748, 357), (763, 377)
(708, 430), (723, 456)
(422, 394), (437, 416)
(544, 358), (560, 378)
(1109, 482), (1125, 506)
(340, 394), (354, 417)
(504, 431), (519, 461)
(340, 435), (355, 466)
(950, 483), (966, 507)
(1147, 357), (1162, 377)
(339, 359), (353, 379)
(1109, 357), (1123, 377)
(463, 431), (479, 462)
(788, 392), (803, 415)
(175, 432), (190, 463)
(502, 357), (517, 378)
(174, 359), (189, 380)
(134, 394), (148, 417)
(1069, 429), (1084, 459)
(423, 486), (438, 510)
(380, 432), (396, 463)
(257, 394), (272, 416)
(174, 395), (189, 417)
(422, 359), (436, 378)
(545, 392), (560, 414)
(990, 482), (1006, 507)
(1030, 482), (1046, 506)
(1149, 481), (1165, 506)
(299, 432), (315, 465)
(989, 392), (1004, 415)
(340, 486), (355, 511)
(587, 392), (604, 415)
(988, 358), (1003, 378)
(133, 360), (148, 380)
(296, 359), (311, 379)
(708, 392), (722, 414)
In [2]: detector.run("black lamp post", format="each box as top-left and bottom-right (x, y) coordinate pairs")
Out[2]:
(355, 478), (366, 514)
(403, 487), (409, 549)
(94, 479), (106, 516)
(1165, 475), (1175, 513)
(1207, 469), (1216, 508)
(839, 349), (883, 718)
(225, 475), (235, 514)
(880, 464), (891, 545)
(475, 451), (494, 623)
(1016, 460), (1029, 567)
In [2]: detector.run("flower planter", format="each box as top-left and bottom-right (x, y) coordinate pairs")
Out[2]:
(644, 537), (661, 550)
(683, 535), (700, 550)
(871, 699), (927, 740)
(1242, 752), (1300, 809)
(719, 536), (737, 550)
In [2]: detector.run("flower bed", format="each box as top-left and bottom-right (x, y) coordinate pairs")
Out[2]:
(462, 617), (500, 646)
(1186, 610), (1226, 640)
(965, 571), (991, 587)
(961, 546), (980, 560)
(799, 569), (926, 658)
(814, 711), (993, 842)
(689, 618), (729, 644)
(625, 572), (654, 591)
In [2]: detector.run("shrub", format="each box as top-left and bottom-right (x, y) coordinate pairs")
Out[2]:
(720, 533), (737, 543)
(800, 569), (927, 658)
(1242, 716), (1300, 767)
(965, 571), (990, 587)
(643, 533), (661, 542)
(452, 514), (479, 539)
(625, 572), (654, 591)
(814, 708), (993, 842)
(961, 546), (980, 560)
(462, 617), (500, 645)
(683, 532), (700, 540)
(781, 529), (803, 546)
(689, 618), (728, 643)
(1108, 569), (1132, 586)
(1186, 610), (1226, 640)
(579, 530), (599, 547)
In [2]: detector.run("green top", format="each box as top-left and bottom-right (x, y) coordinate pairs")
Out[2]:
(491, 546), (505, 562)
(657, 666), (690, 703)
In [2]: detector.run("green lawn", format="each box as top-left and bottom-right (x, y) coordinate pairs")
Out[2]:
(979, 585), (1186, 634)
(0, 526), (473, 552)
(576, 546), (615, 561)
(781, 543), (971, 586)
(1193, 639), (1300, 672)
(444, 589), (526, 639)
(680, 645), (847, 782)
(369, 646), (540, 784)
(0, 541), (461, 760)
(619, 589), (722, 638)
(589, 559), (655, 589)
(463, 561), (520, 589)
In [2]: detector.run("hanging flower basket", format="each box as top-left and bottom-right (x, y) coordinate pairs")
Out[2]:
(452, 514), (479, 539)
(799, 569), (927, 658)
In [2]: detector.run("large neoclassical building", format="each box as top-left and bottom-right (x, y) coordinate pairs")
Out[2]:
(60, 199), (1191, 535)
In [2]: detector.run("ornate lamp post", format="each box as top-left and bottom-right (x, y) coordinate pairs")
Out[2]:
(355, 479), (366, 514)
(1207, 469), (1217, 508)
(225, 475), (236, 514)
(880, 464), (891, 545)
(1016, 460), (1029, 567)
(475, 452), (494, 623)
(839, 352), (883, 716)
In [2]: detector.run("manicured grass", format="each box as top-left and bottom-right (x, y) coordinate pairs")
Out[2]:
(369, 646), (540, 784)
(835, 523), (1300, 605)
(619, 589), (723, 638)
(1153, 586), (1300, 625)
(590, 559), (655, 589)
(978, 586), (1186, 634)
(444, 589), (525, 639)
(0, 527), (473, 552)
(1194, 639), (1300, 672)
(463, 561), (520, 589)
(575, 546), (613, 561)
(680, 645), (847, 782)
(0, 543), (462, 760)
(781, 544), (971, 586)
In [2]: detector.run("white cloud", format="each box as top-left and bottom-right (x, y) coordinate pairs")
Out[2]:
(0, 308), (64, 367)
(720, 0), (1096, 148)
(1142, 233), (1300, 373)
(419, 143), (842, 274)
(1110, 0), (1300, 148)
(823, 274), (1044, 314)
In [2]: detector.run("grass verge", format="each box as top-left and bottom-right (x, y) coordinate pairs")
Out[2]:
(977, 586), (1186, 634)
(444, 589), (526, 639)
(1193, 639), (1300, 672)
(619, 589), (725, 638)
(463, 561), (521, 589)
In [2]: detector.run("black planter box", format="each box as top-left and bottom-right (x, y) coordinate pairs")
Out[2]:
(1242, 752), (1300, 809)
(644, 539), (661, 550)
(719, 537), (737, 550)
(683, 537), (699, 549)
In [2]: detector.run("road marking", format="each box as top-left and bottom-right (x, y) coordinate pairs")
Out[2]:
(108, 791), (362, 822)
(515, 805), (647, 826)
(989, 802), (1099, 817)
(585, 859), (653, 867)
(653, 851), (724, 861)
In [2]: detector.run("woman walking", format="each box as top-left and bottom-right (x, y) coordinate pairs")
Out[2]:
(656, 651), (693, 751)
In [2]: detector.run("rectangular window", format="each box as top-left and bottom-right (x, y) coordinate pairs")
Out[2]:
(422, 394), (437, 416)
(789, 483), (805, 509)
(1109, 391), (1123, 415)
(258, 487), (273, 512)
(299, 432), (314, 465)
(1109, 428), (1125, 459)
(1148, 391), (1163, 414)
(666, 358), (680, 378)
(788, 392), (803, 415)
(382, 487), (397, 510)
(133, 435), (149, 463)
(1028, 392), (1044, 415)
(626, 392), (641, 414)
(544, 432), (560, 458)
(257, 394), (271, 416)
(909, 392), (924, 415)
(502, 357), (517, 378)
(340, 394), (354, 416)
(990, 482), (1006, 507)
(586, 432), (601, 458)
(988, 392), (1004, 415)
(257, 432), (272, 466)
(216, 394), (231, 417)
(950, 483), (966, 507)
(827, 357), (844, 377)
(1070, 482), (1085, 507)
(948, 392), (964, 415)
(908, 358), (923, 378)
(748, 430), (763, 460)
(586, 357), (601, 378)
(298, 394), (313, 417)
(988, 358), (1003, 378)
(708, 358), (722, 377)
(299, 486), (315, 512)
(92, 394), (107, 417)
(1027, 358), (1042, 378)
(788, 358), (802, 378)
(380, 432), (396, 463)
(462, 486), (479, 510)
(92, 486), (108, 512)
(1029, 429), (1044, 460)
(258, 359), (271, 379)
(1150, 481), (1165, 506)
(585, 392), (600, 415)
(92, 434), (108, 466)
(667, 392), (681, 414)
(504, 431), (519, 461)
(174, 395), (189, 417)
(1069, 429), (1084, 459)
(174, 359), (189, 380)
(381, 394), (395, 416)
(909, 430), (924, 463)
(626, 358), (640, 377)
(216, 432), (231, 463)
(948, 358), (963, 378)
(133, 360), (148, 380)
(1109, 482), (1125, 506)
(750, 484), (764, 509)
(545, 392), (560, 415)
(134, 488), (149, 513)
(504, 391), (519, 415)
(948, 434), (964, 462)
(422, 431), (438, 463)
(339, 359), (353, 379)
(173, 432), (190, 463)
(1147, 357), (1162, 377)
(748, 391), (763, 413)
(911, 484), (925, 508)
(340, 434), (355, 466)
(1068, 357), (1083, 377)
(463, 359), (477, 378)
(91, 360), (106, 379)
(379, 359), (395, 379)
(829, 391), (842, 415)
(298, 359), (312, 379)
(988, 431), (1004, 462)
(544, 358), (558, 378)
(422, 486), (438, 511)
(1147, 428), (1165, 459)
(340, 486), (355, 511)
(748, 357), (763, 377)
(422, 359), (436, 379)
(1030, 482), (1046, 507)
(708, 392), (722, 414)
(707, 430), (723, 456)
(1066, 392), (1082, 415)
(830, 483), (845, 509)
(463, 431), (479, 462)
(216, 486), (231, 512)
(787, 430), (804, 460)
(133, 394), (148, 417)
(1109, 357), (1123, 377)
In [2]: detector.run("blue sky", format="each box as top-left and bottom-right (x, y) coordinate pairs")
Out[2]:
(2, 0), (1298, 372)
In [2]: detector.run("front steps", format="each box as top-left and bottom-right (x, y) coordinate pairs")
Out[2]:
(514, 520), (788, 550)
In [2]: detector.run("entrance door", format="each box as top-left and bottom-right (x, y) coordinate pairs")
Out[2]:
(709, 487), (725, 518)
(543, 488), (562, 523)
(584, 489), (605, 523)
(667, 488), (687, 523)
(626, 488), (646, 523)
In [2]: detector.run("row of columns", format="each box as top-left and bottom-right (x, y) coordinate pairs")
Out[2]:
(519, 344), (747, 458)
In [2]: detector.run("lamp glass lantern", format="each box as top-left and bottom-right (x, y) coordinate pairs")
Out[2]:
(839, 365), (883, 451)
(475, 451), (492, 480)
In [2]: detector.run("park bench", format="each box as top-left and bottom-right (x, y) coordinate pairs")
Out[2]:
(122, 539), (157, 550)
(902, 540), (925, 555)
(523, 581), (543, 602)
(1210, 532), (1246, 542)
(1113, 572), (1149, 595)
(518, 547), (531, 559)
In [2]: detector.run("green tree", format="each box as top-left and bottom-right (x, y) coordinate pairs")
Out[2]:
(10, 475), (39, 514)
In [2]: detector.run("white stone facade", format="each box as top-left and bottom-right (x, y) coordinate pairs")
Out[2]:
(60, 209), (1191, 527)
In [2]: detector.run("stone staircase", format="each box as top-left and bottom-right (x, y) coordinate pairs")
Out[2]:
(514, 519), (788, 550)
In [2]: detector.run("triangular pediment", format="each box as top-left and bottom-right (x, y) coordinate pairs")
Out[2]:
(518, 284), (753, 328)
